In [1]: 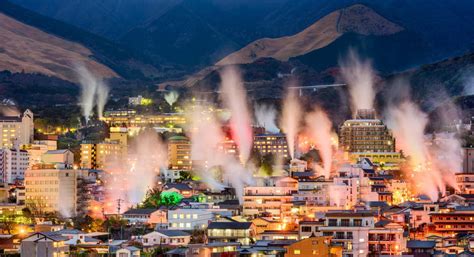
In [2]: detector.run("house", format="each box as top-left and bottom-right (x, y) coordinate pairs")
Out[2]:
(405, 240), (436, 257)
(207, 221), (256, 245)
(163, 183), (193, 198)
(319, 210), (375, 256)
(187, 243), (239, 257)
(141, 230), (190, 246)
(122, 208), (167, 225)
(298, 220), (324, 239)
(20, 232), (69, 257)
(252, 217), (283, 234)
(284, 236), (343, 257)
(257, 230), (299, 241)
(168, 207), (232, 230)
(368, 219), (407, 255)
(115, 246), (140, 257)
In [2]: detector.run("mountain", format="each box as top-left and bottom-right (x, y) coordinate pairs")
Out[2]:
(11, 0), (474, 73)
(8, 0), (182, 40)
(217, 5), (403, 66)
(0, 0), (163, 80)
(0, 12), (117, 81)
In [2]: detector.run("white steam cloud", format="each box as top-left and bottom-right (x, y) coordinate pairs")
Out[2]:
(339, 50), (376, 113)
(104, 129), (167, 212)
(187, 104), (253, 202)
(305, 108), (334, 178)
(254, 104), (280, 133)
(165, 91), (179, 106)
(75, 64), (109, 123)
(385, 81), (461, 200)
(281, 88), (302, 159)
(219, 66), (253, 163)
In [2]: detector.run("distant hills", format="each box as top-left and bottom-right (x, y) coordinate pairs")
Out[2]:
(217, 5), (403, 66)
(0, 0), (164, 80)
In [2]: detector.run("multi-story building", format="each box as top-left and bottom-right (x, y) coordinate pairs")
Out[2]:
(243, 177), (298, 221)
(299, 220), (325, 239)
(168, 136), (192, 170)
(368, 220), (406, 256)
(284, 236), (343, 257)
(24, 168), (80, 216)
(339, 109), (395, 153)
(41, 150), (74, 168)
(100, 110), (186, 133)
(80, 139), (126, 169)
(207, 221), (256, 245)
(455, 173), (474, 194)
(167, 206), (232, 230)
(0, 146), (29, 184)
(0, 109), (34, 148)
(329, 165), (374, 209)
(20, 232), (69, 257)
(430, 207), (474, 236)
(462, 147), (474, 173)
(253, 133), (289, 158)
(319, 210), (375, 257)
(24, 140), (57, 168)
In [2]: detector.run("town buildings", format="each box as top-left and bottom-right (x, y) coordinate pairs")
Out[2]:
(0, 110), (34, 149)
(0, 146), (29, 183)
(168, 136), (192, 171)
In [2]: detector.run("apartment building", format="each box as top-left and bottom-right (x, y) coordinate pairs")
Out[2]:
(0, 109), (34, 148)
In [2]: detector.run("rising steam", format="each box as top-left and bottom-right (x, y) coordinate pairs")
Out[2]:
(219, 66), (253, 163)
(75, 64), (110, 123)
(103, 129), (167, 212)
(165, 91), (179, 106)
(254, 103), (280, 133)
(305, 108), (333, 178)
(339, 50), (376, 113)
(385, 81), (461, 200)
(187, 104), (253, 202)
(281, 88), (302, 159)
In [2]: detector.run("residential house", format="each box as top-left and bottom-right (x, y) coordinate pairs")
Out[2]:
(122, 208), (167, 225)
(207, 221), (256, 245)
(20, 232), (69, 257)
(284, 236), (343, 257)
(141, 230), (190, 247)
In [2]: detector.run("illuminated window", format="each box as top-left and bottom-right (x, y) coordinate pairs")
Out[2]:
(293, 249), (301, 255)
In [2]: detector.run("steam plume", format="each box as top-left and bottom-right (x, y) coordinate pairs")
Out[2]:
(305, 108), (333, 178)
(219, 66), (253, 163)
(103, 129), (167, 212)
(339, 50), (376, 113)
(384, 80), (461, 200)
(165, 91), (179, 106)
(187, 104), (253, 202)
(254, 103), (280, 133)
(75, 64), (109, 123)
(281, 88), (302, 159)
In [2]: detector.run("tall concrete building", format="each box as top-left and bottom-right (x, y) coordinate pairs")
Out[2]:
(168, 135), (192, 170)
(24, 168), (82, 216)
(25, 167), (103, 217)
(339, 109), (396, 153)
(0, 109), (34, 148)
(80, 127), (128, 169)
(253, 133), (289, 158)
(462, 147), (474, 173)
(0, 146), (29, 184)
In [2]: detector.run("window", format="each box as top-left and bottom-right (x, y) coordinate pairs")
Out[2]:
(301, 226), (312, 232)
(354, 219), (362, 227)
(293, 249), (301, 255)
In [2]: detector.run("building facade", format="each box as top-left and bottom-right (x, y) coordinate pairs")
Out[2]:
(0, 110), (34, 149)
(168, 136), (192, 171)
(339, 109), (395, 153)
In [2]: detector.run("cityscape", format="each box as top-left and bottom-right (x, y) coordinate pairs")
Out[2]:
(0, 1), (474, 257)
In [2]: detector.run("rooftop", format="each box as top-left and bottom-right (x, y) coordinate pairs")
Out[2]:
(207, 222), (253, 230)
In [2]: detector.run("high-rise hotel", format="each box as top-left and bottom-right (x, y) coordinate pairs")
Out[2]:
(339, 109), (400, 164)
